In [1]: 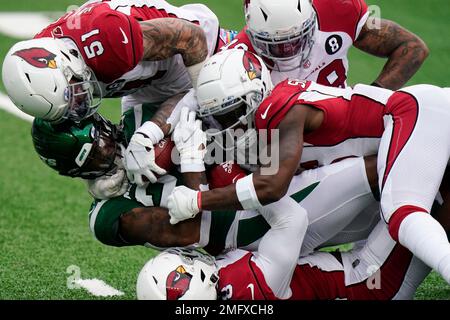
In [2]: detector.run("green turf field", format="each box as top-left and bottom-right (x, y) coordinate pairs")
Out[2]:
(0, 0), (449, 300)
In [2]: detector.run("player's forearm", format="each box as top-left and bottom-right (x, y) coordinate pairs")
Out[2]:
(373, 40), (428, 90)
(183, 171), (208, 191)
(140, 18), (208, 66)
(200, 172), (288, 211)
(354, 18), (429, 90)
(120, 207), (201, 247)
(150, 92), (188, 136)
(200, 184), (244, 211)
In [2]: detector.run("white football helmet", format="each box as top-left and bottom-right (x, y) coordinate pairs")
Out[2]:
(196, 49), (273, 152)
(245, 0), (317, 71)
(2, 37), (102, 123)
(136, 248), (219, 300)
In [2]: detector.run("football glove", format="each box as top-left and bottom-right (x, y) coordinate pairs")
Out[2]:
(167, 185), (201, 224)
(86, 168), (129, 200)
(172, 107), (206, 173)
(123, 121), (167, 186)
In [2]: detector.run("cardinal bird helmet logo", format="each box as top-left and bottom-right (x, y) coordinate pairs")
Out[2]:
(165, 265), (193, 300)
(242, 51), (262, 81)
(13, 47), (57, 69)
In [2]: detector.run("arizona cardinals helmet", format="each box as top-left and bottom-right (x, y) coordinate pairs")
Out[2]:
(196, 49), (272, 152)
(2, 37), (102, 123)
(136, 248), (219, 300)
(244, 0), (317, 71)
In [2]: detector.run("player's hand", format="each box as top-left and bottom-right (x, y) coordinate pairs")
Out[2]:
(86, 168), (129, 200)
(172, 107), (206, 173)
(167, 186), (201, 224)
(123, 121), (167, 186)
(123, 133), (167, 186)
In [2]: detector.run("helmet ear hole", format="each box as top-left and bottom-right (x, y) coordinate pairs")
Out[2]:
(245, 0), (316, 71)
(200, 270), (206, 282)
(69, 49), (79, 58)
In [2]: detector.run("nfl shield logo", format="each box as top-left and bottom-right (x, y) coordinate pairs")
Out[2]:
(303, 59), (311, 69)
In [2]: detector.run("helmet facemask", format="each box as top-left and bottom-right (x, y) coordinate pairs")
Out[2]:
(70, 113), (120, 179)
(247, 11), (316, 72)
(61, 66), (102, 123)
(33, 113), (121, 180)
(196, 49), (272, 165)
(199, 90), (262, 155)
(245, 0), (317, 72)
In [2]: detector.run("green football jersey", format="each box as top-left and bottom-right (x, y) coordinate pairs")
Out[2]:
(88, 102), (328, 254)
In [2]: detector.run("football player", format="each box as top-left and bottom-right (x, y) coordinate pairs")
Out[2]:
(31, 106), (381, 256)
(137, 213), (442, 300)
(168, 49), (450, 285)
(2, 0), (236, 190)
(222, 0), (429, 90)
(31, 108), (448, 300)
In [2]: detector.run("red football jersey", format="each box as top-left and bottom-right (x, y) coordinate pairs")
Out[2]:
(217, 243), (414, 300)
(254, 80), (422, 173)
(207, 161), (248, 189)
(255, 80), (396, 146)
(217, 250), (346, 300)
(35, 1), (144, 84)
(35, 0), (220, 99)
(218, 251), (277, 300)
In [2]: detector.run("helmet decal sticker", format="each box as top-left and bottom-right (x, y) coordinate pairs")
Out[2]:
(166, 265), (193, 300)
(242, 51), (262, 81)
(13, 47), (57, 69)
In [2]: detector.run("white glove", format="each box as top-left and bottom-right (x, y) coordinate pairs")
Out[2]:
(86, 168), (129, 200)
(123, 121), (167, 186)
(172, 107), (206, 173)
(167, 186), (201, 224)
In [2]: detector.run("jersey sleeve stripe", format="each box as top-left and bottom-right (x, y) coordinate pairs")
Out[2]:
(354, 0), (369, 40)
(89, 200), (108, 240)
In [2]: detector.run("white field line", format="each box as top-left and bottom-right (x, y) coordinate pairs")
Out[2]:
(0, 12), (57, 39)
(0, 92), (33, 122)
(75, 279), (125, 297)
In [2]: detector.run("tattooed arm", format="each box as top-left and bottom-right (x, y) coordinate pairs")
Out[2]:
(149, 92), (188, 136)
(354, 18), (429, 90)
(139, 18), (208, 67)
